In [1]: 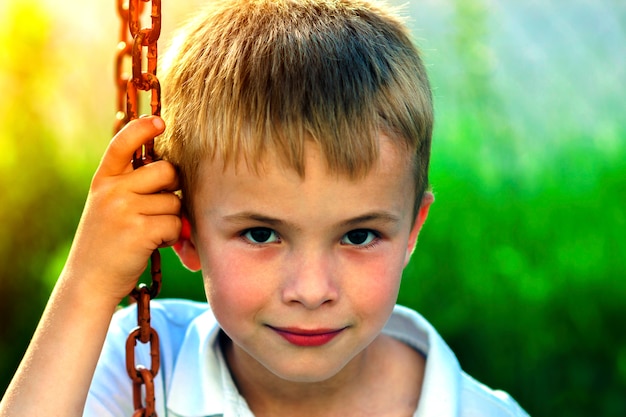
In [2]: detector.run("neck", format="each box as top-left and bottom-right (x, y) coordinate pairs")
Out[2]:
(220, 333), (423, 417)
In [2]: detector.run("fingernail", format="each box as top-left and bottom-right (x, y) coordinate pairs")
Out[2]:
(152, 117), (165, 130)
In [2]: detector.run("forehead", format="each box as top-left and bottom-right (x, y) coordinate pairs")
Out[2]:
(191, 134), (416, 223)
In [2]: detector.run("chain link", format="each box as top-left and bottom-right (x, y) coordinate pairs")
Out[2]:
(115, 0), (163, 416)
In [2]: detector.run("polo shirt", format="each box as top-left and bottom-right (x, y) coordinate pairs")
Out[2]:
(85, 299), (528, 416)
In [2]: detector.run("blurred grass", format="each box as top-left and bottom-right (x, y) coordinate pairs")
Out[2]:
(1, 1), (625, 416)
(397, 1), (626, 415)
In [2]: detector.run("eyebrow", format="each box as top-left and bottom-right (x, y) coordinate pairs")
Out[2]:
(222, 212), (298, 229)
(339, 211), (401, 228)
(222, 211), (401, 230)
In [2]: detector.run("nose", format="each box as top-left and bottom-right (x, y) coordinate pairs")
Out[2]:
(281, 249), (338, 309)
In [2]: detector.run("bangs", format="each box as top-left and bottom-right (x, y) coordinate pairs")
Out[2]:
(156, 0), (432, 218)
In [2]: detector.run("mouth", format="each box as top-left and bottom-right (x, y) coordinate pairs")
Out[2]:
(269, 326), (346, 347)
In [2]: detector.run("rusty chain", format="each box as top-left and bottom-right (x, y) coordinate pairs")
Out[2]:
(115, 0), (162, 416)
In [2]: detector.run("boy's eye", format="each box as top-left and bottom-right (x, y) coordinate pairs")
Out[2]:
(242, 228), (280, 244)
(341, 229), (378, 247)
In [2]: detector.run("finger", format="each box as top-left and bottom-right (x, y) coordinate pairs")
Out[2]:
(123, 160), (179, 195)
(143, 214), (182, 248)
(137, 192), (182, 216)
(97, 117), (166, 177)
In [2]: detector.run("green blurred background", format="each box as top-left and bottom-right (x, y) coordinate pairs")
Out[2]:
(1, 0), (624, 415)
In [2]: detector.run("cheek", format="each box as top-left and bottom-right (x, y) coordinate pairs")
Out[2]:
(344, 249), (405, 313)
(201, 246), (274, 317)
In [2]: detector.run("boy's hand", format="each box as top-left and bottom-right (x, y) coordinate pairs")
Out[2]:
(0, 117), (179, 416)
(66, 116), (181, 303)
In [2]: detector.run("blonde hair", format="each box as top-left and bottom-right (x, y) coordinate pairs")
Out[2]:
(156, 0), (433, 222)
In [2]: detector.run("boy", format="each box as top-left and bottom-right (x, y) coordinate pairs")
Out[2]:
(0, 0), (528, 416)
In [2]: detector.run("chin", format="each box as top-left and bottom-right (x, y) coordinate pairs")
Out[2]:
(271, 367), (343, 384)
(263, 353), (358, 385)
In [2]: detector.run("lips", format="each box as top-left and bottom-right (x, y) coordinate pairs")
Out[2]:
(270, 326), (345, 347)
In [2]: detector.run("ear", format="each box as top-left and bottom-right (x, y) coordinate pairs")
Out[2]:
(404, 191), (434, 267)
(172, 216), (202, 271)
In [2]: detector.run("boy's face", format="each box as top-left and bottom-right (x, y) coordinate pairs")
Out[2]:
(177, 134), (431, 384)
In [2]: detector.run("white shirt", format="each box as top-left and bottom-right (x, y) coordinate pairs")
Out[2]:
(85, 299), (528, 416)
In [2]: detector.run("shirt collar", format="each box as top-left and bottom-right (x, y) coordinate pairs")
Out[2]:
(166, 309), (241, 416)
(383, 305), (462, 416)
(167, 305), (462, 417)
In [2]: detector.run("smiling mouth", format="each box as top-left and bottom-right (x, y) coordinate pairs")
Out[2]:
(269, 326), (346, 347)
